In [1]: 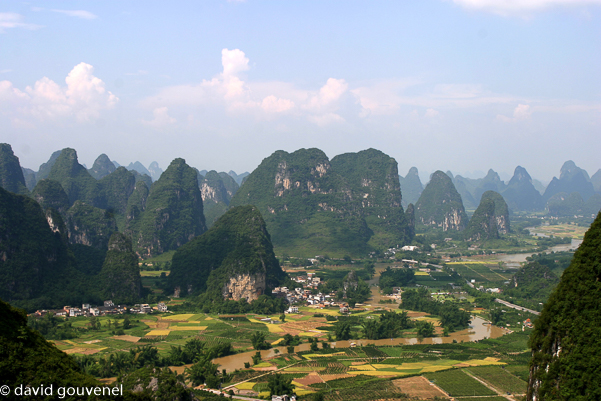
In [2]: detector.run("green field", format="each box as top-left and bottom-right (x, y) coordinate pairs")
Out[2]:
(467, 365), (527, 394)
(424, 368), (497, 397)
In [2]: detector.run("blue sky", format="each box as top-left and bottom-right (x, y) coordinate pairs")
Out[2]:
(1, 0), (600, 182)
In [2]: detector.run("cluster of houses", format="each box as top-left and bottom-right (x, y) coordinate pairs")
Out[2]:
(33, 301), (169, 318)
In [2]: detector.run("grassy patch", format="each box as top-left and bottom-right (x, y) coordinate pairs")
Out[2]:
(424, 369), (496, 397)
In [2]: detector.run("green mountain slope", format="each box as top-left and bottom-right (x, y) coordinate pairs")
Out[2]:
(415, 170), (468, 231)
(230, 148), (411, 257)
(99, 232), (142, 304)
(126, 158), (206, 258)
(399, 167), (423, 208)
(167, 205), (285, 300)
(502, 166), (543, 211)
(0, 143), (29, 195)
(88, 153), (117, 179)
(47, 148), (99, 206)
(527, 211), (601, 400)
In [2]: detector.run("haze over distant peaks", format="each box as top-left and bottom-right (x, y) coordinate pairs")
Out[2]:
(88, 154), (116, 180)
(543, 160), (595, 202)
(399, 167), (423, 208)
(501, 166), (543, 211)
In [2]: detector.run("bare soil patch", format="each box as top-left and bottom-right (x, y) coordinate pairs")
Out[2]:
(112, 335), (141, 343)
(392, 376), (448, 399)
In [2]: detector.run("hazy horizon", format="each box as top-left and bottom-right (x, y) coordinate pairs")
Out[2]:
(2, 0), (600, 182)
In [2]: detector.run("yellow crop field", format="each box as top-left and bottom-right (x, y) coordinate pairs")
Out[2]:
(414, 271), (430, 276)
(295, 390), (316, 395)
(266, 324), (284, 333)
(146, 329), (170, 336)
(347, 370), (399, 376)
(161, 314), (195, 320)
(235, 382), (256, 390)
(169, 326), (207, 331)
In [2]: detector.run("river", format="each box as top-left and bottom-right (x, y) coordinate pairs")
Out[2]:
(492, 238), (582, 264)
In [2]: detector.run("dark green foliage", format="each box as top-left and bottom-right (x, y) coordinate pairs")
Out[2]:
(168, 205), (285, 301)
(379, 266), (415, 294)
(47, 148), (100, 206)
(527, 211), (601, 400)
(464, 198), (499, 242)
(230, 148), (411, 257)
(415, 170), (468, 231)
(401, 288), (470, 331)
(0, 298), (104, 399)
(36, 150), (61, 181)
(96, 167), (136, 215)
(415, 320), (435, 338)
(251, 331), (271, 350)
(268, 373), (295, 396)
(502, 166), (543, 211)
(70, 244), (107, 276)
(335, 321), (352, 340)
(88, 153), (117, 180)
(362, 310), (412, 339)
(0, 143), (29, 195)
(99, 233), (142, 304)
(126, 181), (149, 223)
(503, 262), (559, 303)
(0, 187), (89, 309)
(31, 179), (70, 214)
(65, 201), (118, 249)
(126, 158), (206, 258)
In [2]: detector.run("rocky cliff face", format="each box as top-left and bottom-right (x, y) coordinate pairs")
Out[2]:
(222, 273), (266, 301)
(230, 148), (411, 256)
(168, 205), (285, 300)
(0, 143), (29, 196)
(65, 201), (118, 249)
(415, 170), (468, 231)
(198, 170), (240, 227)
(527, 211), (601, 400)
(501, 166), (543, 211)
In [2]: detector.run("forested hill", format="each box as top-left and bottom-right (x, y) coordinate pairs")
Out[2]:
(230, 148), (412, 257)
(167, 205), (285, 301)
(527, 211), (601, 400)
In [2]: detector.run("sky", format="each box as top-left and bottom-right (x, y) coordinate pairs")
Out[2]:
(1, 0), (600, 183)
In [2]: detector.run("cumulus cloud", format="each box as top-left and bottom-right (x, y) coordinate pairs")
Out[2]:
(0, 62), (117, 123)
(51, 9), (98, 19)
(0, 12), (43, 33)
(261, 95), (294, 113)
(451, 0), (601, 16)
(143, 107), (176, 127)
(496, 103), (532, 122)
(307, 78), (348, 110)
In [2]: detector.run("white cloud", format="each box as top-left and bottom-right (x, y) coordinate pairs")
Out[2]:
(261, 95), (294, 113)
(221, 48), (250, 99)
(452, 0), (601, 16)
(308, 112), (345, 126)
(425, 108), (440, 118)
(307, 78), (348, 110)
(0, 62), (117, 122)
(143, 107), (176, 127)
(0, 12), (43, 33)
(51, 9), (98, 19)
(496, 103), (532, 122)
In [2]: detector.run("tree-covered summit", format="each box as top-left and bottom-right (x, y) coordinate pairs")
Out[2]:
(414, 170), (468, 231)
(230, 148), (412, 257)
